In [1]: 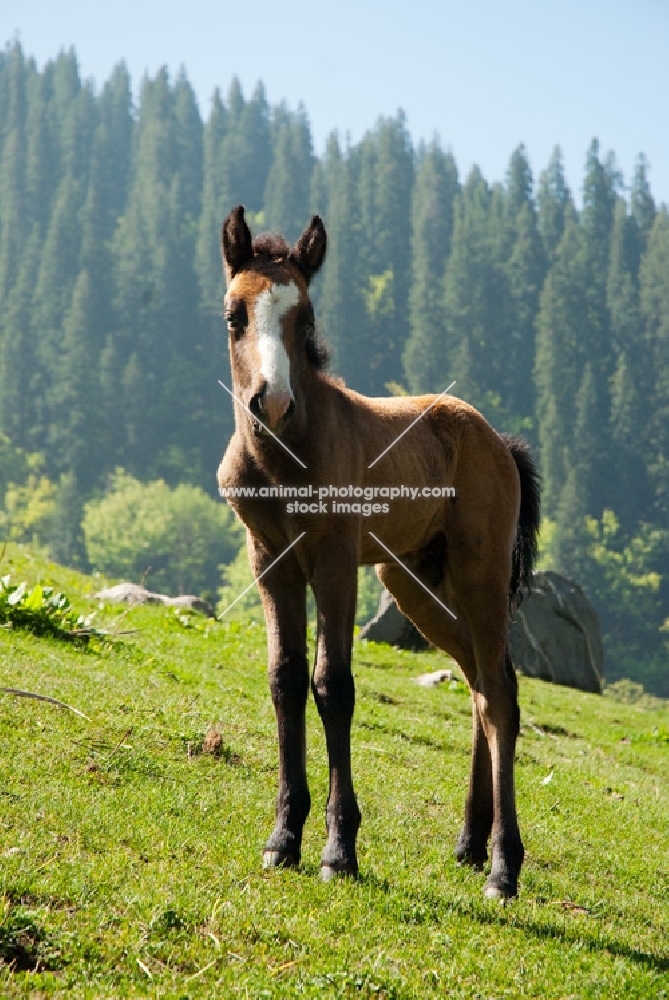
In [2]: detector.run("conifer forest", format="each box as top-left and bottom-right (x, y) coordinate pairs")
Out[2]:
(1, 42), (668, 694)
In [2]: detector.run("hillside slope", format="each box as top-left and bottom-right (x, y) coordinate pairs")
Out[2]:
(1, 544), (668, 998)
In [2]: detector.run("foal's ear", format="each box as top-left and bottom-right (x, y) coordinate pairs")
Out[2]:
(290, 216), (327, 285)
(221, 205), (253, 285)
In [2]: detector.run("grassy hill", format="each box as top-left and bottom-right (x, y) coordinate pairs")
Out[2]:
(1, 543), (668, 998)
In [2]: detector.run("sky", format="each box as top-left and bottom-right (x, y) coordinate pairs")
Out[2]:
(3, 0), (669, 206)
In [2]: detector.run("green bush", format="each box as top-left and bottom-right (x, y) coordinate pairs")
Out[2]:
(83, 470), (242, 597)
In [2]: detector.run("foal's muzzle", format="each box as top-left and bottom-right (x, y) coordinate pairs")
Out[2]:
(249, 387), (295, 438)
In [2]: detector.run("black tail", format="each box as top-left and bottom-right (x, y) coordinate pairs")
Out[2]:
(501, 434), (541, 611)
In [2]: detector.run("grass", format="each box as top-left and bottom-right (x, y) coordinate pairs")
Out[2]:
(0, 542), (668, 998)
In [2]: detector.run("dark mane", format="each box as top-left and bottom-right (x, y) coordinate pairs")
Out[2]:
(306, 326), (330, 371)
(252, 232), (291, 261)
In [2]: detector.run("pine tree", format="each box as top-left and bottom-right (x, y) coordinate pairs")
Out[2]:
(0, 41), (27, 302)
(30, 172), (85, 456)
(403, 140), (459, 393)
(352, 114), (413, 394)
(606, 198), (651, 527)
(60, 80), (98, 189)
(214, 78), (272, 215)
(501, 146), (546, 431)
(111, 67), (184, 473)
(639, 209), (669, 517)
(98, 62), (133, 230)
(534, 200), (587, 515)
(173, 70), (203, 221)
(196, 88), (228, 316)
(48, 270), (101, 490)
(505, 143), (533, 220)
(553, 362), (597, 578)
(0, 224), (40, 448)
(537, 146), (570, 261)
(440, 165), (506, 414)
(314, 133), (362, 381)
(238, 82), (272, 212)
(580, 140), (619, 504)
(111, 67), (207, 481)
(630, 154), (655, 252)
(503, 200), (545, 431)
(25, 67), (58, 237)
(264, 104), (314, 243)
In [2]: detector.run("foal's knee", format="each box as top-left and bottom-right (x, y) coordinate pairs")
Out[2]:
(311, 670), (355, 720)
(269, 655), (309, 708)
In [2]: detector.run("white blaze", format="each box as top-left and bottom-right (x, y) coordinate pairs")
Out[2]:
(254, 281), (299, 420)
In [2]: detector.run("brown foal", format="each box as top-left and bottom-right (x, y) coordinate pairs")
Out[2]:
(216, 206), (540, 898)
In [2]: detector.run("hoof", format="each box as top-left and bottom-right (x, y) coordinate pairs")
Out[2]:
(454, 834), (488, 870)
(483, 879), (517, 901)
(262, 850), (299, 870)
(456, 853), (486, 872)
(320, 863), (357, 883)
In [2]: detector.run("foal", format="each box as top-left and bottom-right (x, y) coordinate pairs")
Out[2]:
(216, 206), (540, 898)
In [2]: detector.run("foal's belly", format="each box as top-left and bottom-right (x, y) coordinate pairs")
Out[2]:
(359, 497), (445, 565)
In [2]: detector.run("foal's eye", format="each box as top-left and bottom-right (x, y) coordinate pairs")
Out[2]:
(226, 315), (245, 339)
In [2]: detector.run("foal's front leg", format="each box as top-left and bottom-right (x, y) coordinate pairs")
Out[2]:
(250, 536), (310, 868)
(311, 538), (361, 879)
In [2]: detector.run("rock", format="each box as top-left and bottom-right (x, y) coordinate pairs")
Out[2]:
(508, 571), (603, 693)
(413, 669), (454, 688)
(359, 571), (604, 694)
(357, 589), (429, 651)
(95, 582), (214, 617)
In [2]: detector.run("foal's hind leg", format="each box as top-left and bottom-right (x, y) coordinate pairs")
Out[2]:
(379, 561), (521, 895)
(249, 536), (311, 869)
(463, 604), (524, 899)
(377, 563), (493, 867)
(454, 699), (493, 869)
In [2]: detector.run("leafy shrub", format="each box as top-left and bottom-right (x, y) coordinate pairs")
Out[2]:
(0, 573), (101, 643)
(83, 470), (242, 597)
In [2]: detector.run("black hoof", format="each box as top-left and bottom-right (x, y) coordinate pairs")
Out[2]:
(262, 849), (299, 870)
(483, 876), (518, 900)
(455, 835), (488, 870)
(320, 861), (358, 882)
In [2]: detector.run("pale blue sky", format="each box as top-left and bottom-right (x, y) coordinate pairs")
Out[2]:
(4, 0), (668, 205)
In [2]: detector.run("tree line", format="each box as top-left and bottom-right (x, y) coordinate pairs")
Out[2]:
(1, 41), (668, 693)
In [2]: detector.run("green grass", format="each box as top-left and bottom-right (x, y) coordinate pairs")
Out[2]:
(0, 542), (668, 998)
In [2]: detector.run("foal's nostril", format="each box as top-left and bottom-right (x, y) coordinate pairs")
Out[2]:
(249, 389), (265, 418)
(249, 384), (293, 432)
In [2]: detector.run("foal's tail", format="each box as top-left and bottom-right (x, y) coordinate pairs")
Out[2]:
(501, 434), (541, 611)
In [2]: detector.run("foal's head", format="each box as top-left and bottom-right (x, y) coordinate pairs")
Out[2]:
(221, 206), (327, 438)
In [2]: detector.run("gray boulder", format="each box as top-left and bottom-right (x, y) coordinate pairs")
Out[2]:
(357, 589), (428, 650)
(95, 582), (214, 617)
(358, 571), (604, 694)
(509, 571), (603, 693)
